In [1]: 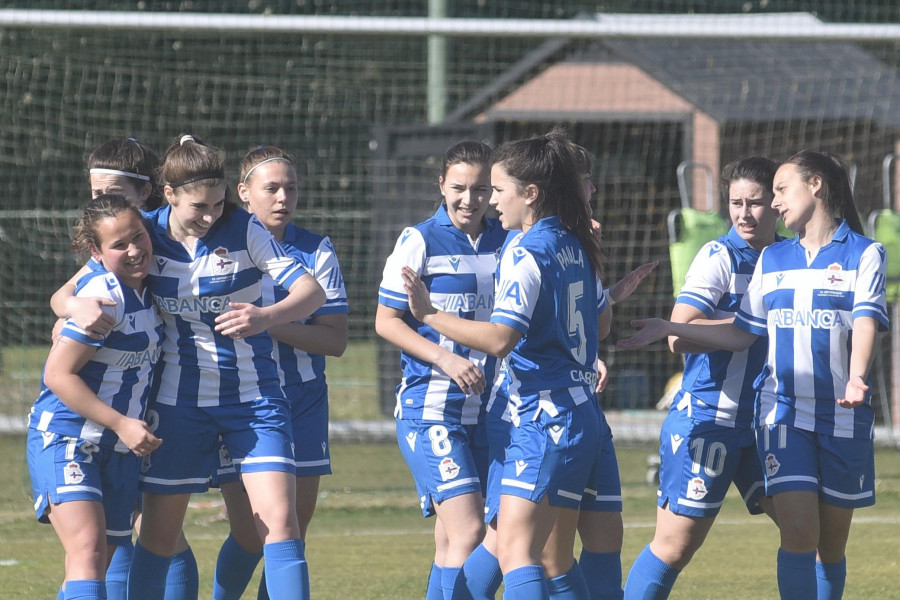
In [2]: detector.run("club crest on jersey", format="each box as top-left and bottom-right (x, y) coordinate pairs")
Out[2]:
(212, 247), (235, 276)
(823, 263), (846, 289)
(63, 461), (85, 485)
(686, 477), (708, 500)
(764, 452), (780, 477)
(439, 457), (460, 481)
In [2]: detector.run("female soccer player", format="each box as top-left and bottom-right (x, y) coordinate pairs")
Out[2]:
(51, 137), (197, 600)
(618, 150), (887, 600)
(623, 157), (781, 600)
(375, 140), (507, 600)
(403, 130), (611, 600)
(211, 145), (349, 600)
(28, 195), (162, 600)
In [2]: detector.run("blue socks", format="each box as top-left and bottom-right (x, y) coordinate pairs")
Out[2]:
(816, 558), (847, 600)
(127, 541), (171, 600)
(547, 562), (589, 600)
(262, 539), (310, 600)
(579, 549), (623, 600)
(622, 545), (679, 600)
(213, 534), (264, 600)
(106, 541), (133, 600)
(462, 544), (503, 600)
(777, 549), (817, 600)
(503, 565), (548, 600)
(441, 566), (468, 600)
(426, 563), (444, 600)
(64, 579), (106, 600)
(165, 547), (199, 600)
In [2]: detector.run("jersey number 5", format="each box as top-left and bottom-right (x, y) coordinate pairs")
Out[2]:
(567, 280), (587, 363)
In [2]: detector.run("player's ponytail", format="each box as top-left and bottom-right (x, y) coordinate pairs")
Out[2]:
(785, 150), (864, 235)
(492, 128), (603, 276)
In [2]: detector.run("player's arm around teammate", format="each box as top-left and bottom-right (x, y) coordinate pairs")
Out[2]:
(376, 140), (509, 600)
(127, 134), (324, 600)
(46, 137), (198, 600)
(27, 196), (162, 600)
(619, 151), (887, 600)
(404, 130), (609, 600)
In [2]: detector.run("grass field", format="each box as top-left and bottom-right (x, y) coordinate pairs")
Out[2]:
(1, 435), (899, 599)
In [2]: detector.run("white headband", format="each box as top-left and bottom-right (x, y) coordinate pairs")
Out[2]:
(180, 134), (195, 145)
(242, 157), (291, 183)
(89, 168), (150, 182)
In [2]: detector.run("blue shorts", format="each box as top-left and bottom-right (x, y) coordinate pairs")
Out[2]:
(757, 424), (875, 509)
(581, 409), (622, 512)
(396, 419), (485, 517)
(26, 429), (139, 545)
(139, 398), (294, 494)
(287, 381), (332, 477)
(484, 411), (513, 524)
(658, 403), (765, 518)
(501, 401), (600, 510)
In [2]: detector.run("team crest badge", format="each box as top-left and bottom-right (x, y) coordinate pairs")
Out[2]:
(218, 444), (233, 467)
(63, 461), (85, 485)
(439, 457), (461, 481)
(764, 453), (780, 477)
(686, 477), (708, 500)
(212, 247), (235, 275)
(823, 263), (846, 289)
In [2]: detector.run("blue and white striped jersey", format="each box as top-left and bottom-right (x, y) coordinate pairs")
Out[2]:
(378, 205), (507, 424)
(261, 223), (349, 394)
(491, 216), (608, 425)
(735, 220), (889, 438)
(30, 268), (163, 453)
(676, 227), (772, 428)
(144, 205), (309, 407)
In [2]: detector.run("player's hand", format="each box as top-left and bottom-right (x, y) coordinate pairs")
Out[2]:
(609, 261), (659, 304)
(435, 351), (486, 396)
(596, 358), (609, 394)
(68, 297), (117, 339)
(116, 418), (162, 457)
(617, 318), (671, 349)
(837, 375), (869, 408)
(401, 266), (438, 322)
(214, 302), (266, 339)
